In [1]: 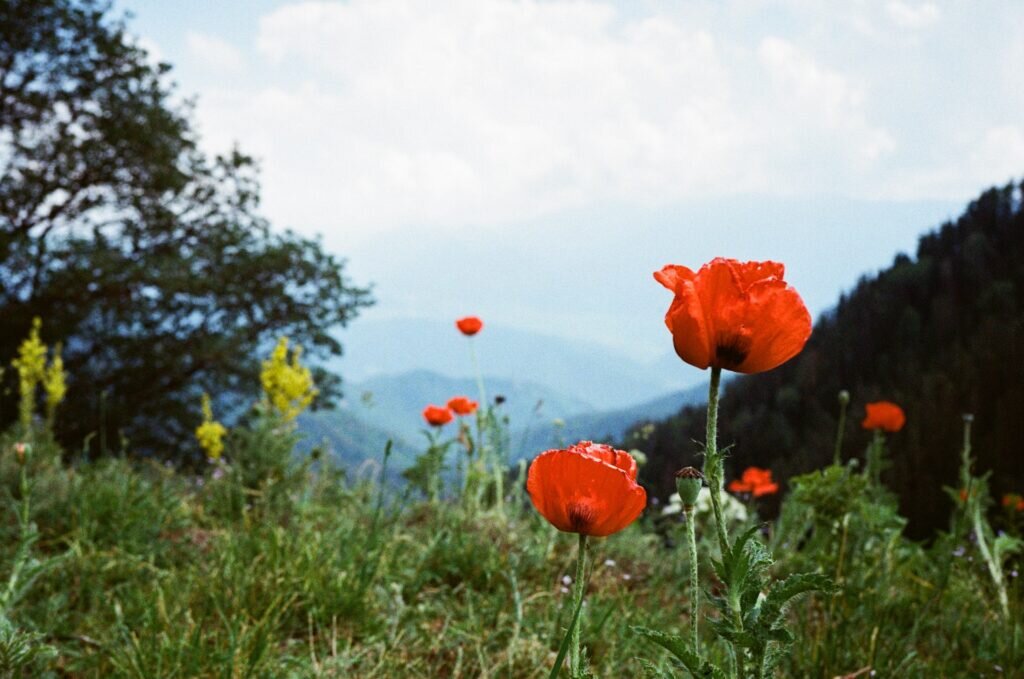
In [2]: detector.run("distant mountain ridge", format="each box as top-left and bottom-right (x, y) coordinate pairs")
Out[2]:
(299, 369), (707, 471)
(516, 384), (707, 458)
(327, 318), (697, 410)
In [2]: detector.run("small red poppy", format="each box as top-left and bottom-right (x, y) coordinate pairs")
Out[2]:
(447, 396), (478, 416)
(456, 316), (483, 336)
(422, 405), (453, 427)
(527, 441), (646, 537)
(1002, 493), (1024, 511)
(727, 466), (779, 497)
(654, 258), (812, 374)
(861, 401), (906, 433)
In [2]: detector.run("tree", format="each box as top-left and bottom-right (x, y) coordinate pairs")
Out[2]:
(0, 0), (373, 456)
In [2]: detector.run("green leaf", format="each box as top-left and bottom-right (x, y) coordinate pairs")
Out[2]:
(632, 626), (726, 679)
(759, 572), (832, 628)
(993, 534), (1023, 563)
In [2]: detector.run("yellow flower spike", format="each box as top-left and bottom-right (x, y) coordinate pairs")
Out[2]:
(195, 393), (227, 460)
(11, 318), (47, 432)
(43, 342), (67, 427)
(259, 336), (317, 422)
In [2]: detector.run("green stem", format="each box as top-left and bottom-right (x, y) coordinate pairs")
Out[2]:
(468, 339), (487, 407)
(703, 368), (730, 559)
(832, 398), (848, 466)
(570, 533), (588, 677)
(684, 506), (700, 657)
(866, 430), (884, 485)
(703, 368), (744, 677)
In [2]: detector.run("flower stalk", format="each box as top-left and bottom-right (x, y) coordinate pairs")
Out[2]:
(684, 506), (700, 656)
(570, 533), (588, 676)
(703, 367), (731, 558)
(833, 390), (850, 466)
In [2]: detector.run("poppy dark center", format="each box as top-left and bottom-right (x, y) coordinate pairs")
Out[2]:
(566, 501), (597, 534)
(714, 334), (750, 369)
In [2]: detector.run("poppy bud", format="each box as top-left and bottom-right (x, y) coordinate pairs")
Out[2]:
(837, 390), (850, 406)
(13, 442), (28, 465)
(962, 413), (974, 423)
(674, 467), (704, 507)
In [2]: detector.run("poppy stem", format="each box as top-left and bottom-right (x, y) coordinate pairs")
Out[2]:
(570, 532), (588, 677)
(468, 338), (487, 407)
(684, 506), (700, 658)
(703, 367), (731, 558)
(866, 429), (884, 485)
(833, 391), (849, 466)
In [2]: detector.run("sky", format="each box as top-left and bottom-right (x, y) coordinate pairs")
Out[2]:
(117, 0), (1023, 363)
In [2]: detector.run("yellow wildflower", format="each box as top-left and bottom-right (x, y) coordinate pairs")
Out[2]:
(43, 342), (67, 427)
(11, 318), (47, 432)
(195, 393), (227, 460)
(260, 336), (317, 422)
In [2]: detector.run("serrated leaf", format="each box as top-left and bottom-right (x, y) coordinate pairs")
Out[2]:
(637, 658), (675, 679)
(631, 626), (726, 679)
(993, 534), (1023, 562)
(759, 572), (832, 628)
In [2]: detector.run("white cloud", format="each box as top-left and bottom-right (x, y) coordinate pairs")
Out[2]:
(132, 35), (164, 67)
(757, 37), (895, 166)
(190, 0), (899, 239)
(886, 1), (941, 29)
(185, 31), (245, 72)
(176, 0), (1023, 244)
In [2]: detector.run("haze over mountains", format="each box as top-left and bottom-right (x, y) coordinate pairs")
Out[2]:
(302, 318), (707, 467)
(327, 318), (700, 410)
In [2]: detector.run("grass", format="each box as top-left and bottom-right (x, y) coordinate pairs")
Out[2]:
(0, 416), (1021, 678)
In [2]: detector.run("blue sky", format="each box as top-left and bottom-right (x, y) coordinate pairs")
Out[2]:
(117, 0), (1022, 365)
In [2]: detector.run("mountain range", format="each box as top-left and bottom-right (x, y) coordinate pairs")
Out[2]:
(299, 368), (706, 471)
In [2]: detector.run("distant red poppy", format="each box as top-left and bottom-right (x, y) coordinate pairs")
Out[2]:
(654, 258), (812, 374)
(1002, 493), (1024, 512)
(527, 441), (646, 537)
(456, 316), (483, 336)
(728, 466), (779, 497)
(861, 401), (906, 433)
(959, 488), (971, 503)
(422, 405), (453, 427)
(447, 396), (478, 416)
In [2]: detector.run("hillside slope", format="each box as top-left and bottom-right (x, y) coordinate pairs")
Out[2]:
(635, 181), (1024, 535)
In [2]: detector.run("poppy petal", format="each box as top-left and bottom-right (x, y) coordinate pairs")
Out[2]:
(527, 446), (646, 537)
(737, 282), (813, 374)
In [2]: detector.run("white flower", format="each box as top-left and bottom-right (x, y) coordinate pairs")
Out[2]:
(661, 488), (748, 523)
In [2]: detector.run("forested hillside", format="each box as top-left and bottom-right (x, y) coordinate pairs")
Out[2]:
(635, 181), (1024, 535)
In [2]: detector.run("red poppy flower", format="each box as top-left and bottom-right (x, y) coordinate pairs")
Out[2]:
(727, 466), (780, 497)
(861, 401), (906, 433)
(527, 441), (646, 537)
(456, 316), (483, 336)
(447, 396), (478, 416)
(422, 405), (453, 427)
(959, 488), (971, 503)
(654, 258), (812, 374)
(1003, 493), (1024, 511)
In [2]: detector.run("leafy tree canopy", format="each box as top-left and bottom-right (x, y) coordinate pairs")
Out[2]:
(0, 0), (373, 457)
